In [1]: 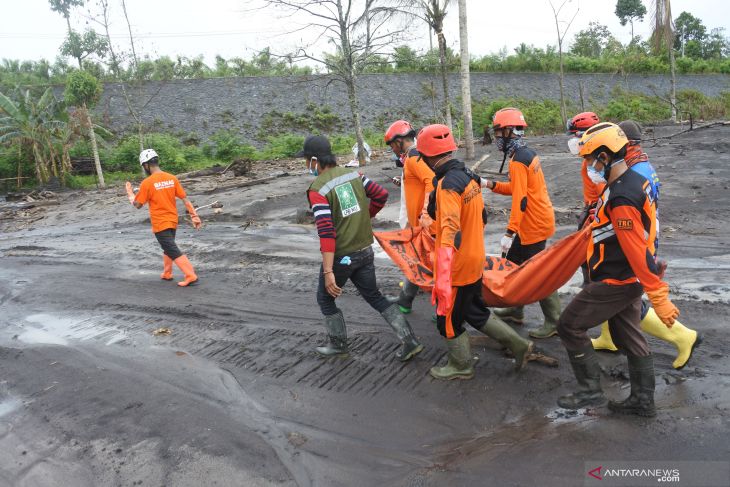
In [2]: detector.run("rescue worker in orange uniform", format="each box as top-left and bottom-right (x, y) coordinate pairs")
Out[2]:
(576, 120), (700, 369)
(418, 124), (534, 380)
(567, 111), (604, 226)
(384, 120), (435, 313)
(125, 149), (201, 287)
(556, 123), (680, 417)
(482, 108), (561, 339)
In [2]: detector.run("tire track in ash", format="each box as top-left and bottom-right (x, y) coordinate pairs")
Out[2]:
(19, 311), (442, 397)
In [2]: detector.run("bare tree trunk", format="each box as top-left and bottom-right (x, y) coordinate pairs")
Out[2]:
(17, 144), (22, 189)
(436, 29), (452, 129)
(557, 44), (567, 125)
(84, 102), (105, 188)
(669, 46), (677, 122)
(346, 76), (367, 166)
(458, 0), (474, 160)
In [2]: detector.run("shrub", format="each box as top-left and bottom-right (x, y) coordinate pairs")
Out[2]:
(258, 134), (305, 159)
(473, 98), (565, 135)
(209, 130), (256, 161)
(108, 133), (188, 173)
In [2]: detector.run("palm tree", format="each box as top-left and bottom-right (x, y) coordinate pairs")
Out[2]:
(0, 88), (65, 184)
(421, 0), (453, 129)
(651, 0), (677, 122)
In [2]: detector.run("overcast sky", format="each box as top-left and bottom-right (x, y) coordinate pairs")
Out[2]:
(2, 0), (729, 68)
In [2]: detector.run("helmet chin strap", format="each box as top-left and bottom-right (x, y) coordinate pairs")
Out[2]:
(432, 153), (452, 169)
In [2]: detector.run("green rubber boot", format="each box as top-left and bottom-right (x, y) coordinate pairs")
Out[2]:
(381, 304), (424, 362)
(477, 314), (534, 371)
(315, 310), (349, 357)
(494, 306), (525, 325)
(608, 354), (656, 417)
(557, 345), (606, 410)
(529, 292), (561, 339)
(430, 332), (474, 380)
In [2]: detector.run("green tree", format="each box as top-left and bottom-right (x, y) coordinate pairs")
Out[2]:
(704, 28), (729, 59)
(60, 29), (108, 69)
(571, 22), (617, 58)
(615, 0), (647, 40)
(674, 11), (707, 58)
(393, 45), (422, 71)
(65, 70), (105, 187)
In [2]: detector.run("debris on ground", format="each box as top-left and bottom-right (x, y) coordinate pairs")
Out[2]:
(152, 327), (172, 336)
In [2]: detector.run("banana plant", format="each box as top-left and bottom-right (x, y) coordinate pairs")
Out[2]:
(0, 88), (66, 184)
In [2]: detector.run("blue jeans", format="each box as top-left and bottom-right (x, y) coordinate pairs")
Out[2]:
(316, 246), (391, 316)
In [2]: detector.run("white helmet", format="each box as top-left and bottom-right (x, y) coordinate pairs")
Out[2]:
(139, 149), (159, 165)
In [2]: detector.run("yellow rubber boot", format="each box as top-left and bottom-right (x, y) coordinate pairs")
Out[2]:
(640, 308), (700, 370)
(591, 322), (618, 352)
(161, 254), (173, 281)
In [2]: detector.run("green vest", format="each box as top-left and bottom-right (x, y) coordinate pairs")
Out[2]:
(309, 167), (373, 257)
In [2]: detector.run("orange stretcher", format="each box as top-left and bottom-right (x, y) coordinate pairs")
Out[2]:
(374, 226), (591, 307)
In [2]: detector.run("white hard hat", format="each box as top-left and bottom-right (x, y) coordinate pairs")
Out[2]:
(139, 149), (159, 165)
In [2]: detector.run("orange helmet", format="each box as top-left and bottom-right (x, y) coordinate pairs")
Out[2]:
(384, 120), (416, 144)
(567, 112), (600, 134)
(492, 107), (527, 129)
(417, 124), (457, 157)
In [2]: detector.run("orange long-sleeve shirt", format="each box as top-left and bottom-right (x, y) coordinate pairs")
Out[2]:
(433, 159), (485, 287)
(581, 157), (606, 205)
(587, 168), (665, 292)
(402, 147), (435, 228)
(492, 146), (555, 244)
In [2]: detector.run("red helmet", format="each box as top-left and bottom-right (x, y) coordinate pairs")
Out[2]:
(567, 112), (600, 134)
(492, 107), (527, 129)
(384, 120), (416, 144)
(417, 124), (457, 157)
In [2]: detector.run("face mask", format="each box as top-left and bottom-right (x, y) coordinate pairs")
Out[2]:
(495, 136), (525, 156)
(308, 158), (319, 176)
(567, 137), (580, 155)
(586, 163), (606, 185)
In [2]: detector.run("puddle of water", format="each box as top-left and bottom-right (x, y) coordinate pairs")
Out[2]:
(17, 328), (69, 346)
(17, 313), (127, 347)
(546, 408), (598, 424)
(0, 397), (21, 418)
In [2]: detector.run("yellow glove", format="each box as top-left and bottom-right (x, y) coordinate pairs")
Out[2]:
(647, 286), (679, 327)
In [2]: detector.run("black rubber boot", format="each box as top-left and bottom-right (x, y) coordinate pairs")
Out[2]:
(557, 345), (606, 409)
(381, 304), (424, 362)
(608, 353), (656, 417)
(396, 279), (420, 314)
(316, 310), (349, 357)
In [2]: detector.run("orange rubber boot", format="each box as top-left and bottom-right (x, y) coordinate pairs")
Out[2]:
(173, 255), (198, 287)
(161, 255), (174, 281)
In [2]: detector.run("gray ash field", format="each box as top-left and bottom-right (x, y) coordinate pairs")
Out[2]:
(1, 125), (729, 486)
